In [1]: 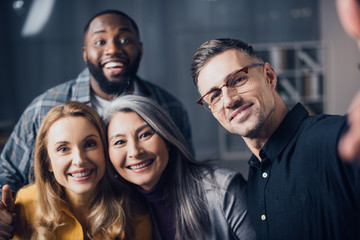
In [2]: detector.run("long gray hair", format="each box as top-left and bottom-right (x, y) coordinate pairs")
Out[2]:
(103, 95), (211, 240)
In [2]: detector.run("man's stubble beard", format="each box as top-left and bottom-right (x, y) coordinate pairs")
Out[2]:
(233, 113), (266, 139)
(230, 107), (270, 139)
(87, 54), (141, 95)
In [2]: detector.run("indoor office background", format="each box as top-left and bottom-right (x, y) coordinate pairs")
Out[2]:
(1, 0), (360, 178)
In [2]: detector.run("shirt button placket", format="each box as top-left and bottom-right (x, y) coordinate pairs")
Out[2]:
(259, 149), (270, 237)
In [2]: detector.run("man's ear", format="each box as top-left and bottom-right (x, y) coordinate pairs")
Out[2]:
(264, 62), (277, 89)
(138, 42), (143, 59)
(83, 46), (88, 64)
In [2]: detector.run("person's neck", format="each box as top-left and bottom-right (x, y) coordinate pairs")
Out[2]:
(244, 99), (289, 161)
(65, 190), (94, 234)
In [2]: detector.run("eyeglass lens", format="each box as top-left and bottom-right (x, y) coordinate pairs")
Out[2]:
(204, 70), (252, 112)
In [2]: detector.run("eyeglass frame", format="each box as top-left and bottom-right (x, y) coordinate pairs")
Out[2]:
(197, 63), (264, 112)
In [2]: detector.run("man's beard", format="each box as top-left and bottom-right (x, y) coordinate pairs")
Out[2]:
(232, 106), (273, 139)
(87, 55), (141, 95)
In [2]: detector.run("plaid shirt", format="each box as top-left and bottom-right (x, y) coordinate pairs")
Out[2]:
(0, 68), (193, 194)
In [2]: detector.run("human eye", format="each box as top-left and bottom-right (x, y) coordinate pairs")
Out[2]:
(113, 139), (126, 146)
(119, 38), (132, 45)
(139, 128), (154, 140)
(84, 139), (98, 149)
(208, 90), (222, 103)
(57, 145), (69, 153)
(94, 39), (106, 46)
(228, 73), (247, 87)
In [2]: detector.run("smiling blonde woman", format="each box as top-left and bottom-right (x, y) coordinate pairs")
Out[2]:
(12, 102), (151, 240)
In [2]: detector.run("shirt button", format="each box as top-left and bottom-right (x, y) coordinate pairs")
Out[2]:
(261, 214), (266, 221)
(262, 172), (268, 178)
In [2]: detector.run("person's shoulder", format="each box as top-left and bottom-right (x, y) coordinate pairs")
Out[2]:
(138, 78), (170, 92)
(306, 113), (346, 126)
(20, 69), (89, 118)
(202, 165), (246, 189)
(212, 166), (246, 186)
(13, 71), (89, 137)
(15, 184), (36, 206)
(138, 78), (182, 102)
(37, 79), (79, 100)
(13, 184), (37, 239)
(23, 79), (78, 114)
(202, 166), (248, 209)
(300, 113), (347, 141)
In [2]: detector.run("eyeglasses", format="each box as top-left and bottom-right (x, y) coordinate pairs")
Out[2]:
(197, 63), (263, 112)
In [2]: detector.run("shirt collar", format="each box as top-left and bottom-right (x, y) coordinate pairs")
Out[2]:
(248, 103), (309, 166)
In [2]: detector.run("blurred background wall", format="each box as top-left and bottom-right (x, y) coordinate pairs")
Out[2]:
(1, 0), (360, 177)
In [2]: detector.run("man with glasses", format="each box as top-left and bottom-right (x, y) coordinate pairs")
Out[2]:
(191, 38), (360, 239)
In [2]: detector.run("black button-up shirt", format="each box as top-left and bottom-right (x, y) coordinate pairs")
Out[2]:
(247, 103), (360, 240)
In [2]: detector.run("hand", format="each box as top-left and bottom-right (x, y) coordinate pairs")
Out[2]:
(336, 0), (360, 46)
(338, 90), (360, 164)
(0, 185), (15, 240)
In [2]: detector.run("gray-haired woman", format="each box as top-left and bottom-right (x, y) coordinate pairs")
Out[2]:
(103, 95), (256, 240)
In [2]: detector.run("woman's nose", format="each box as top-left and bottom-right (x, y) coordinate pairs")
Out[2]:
(128, 141), (144, 159)
(72, 148), (87, 166)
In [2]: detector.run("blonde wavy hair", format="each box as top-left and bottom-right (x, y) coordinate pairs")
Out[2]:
(32, 101), (130, 239)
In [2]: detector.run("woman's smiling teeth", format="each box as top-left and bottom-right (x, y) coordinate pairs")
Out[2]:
(69, 170), (93, 178)
(128, 159), (154, 170)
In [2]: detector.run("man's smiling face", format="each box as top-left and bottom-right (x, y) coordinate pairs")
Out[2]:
(197, 49), (276, 138)
(83, 13), (143, 95)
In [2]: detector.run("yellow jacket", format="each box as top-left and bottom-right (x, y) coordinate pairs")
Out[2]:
(12, 184), (152, 240)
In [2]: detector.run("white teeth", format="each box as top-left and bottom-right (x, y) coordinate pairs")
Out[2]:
(71, 171), (91, 178)
(104, 62), (123, 68)
(129, 160), (153, 170)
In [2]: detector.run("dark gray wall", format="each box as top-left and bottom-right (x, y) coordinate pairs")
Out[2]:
(0, 0), (319, 159)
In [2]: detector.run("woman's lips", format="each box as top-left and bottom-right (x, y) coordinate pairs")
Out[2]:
(68, 168), (94, 181)
(127, 159), (154, 171)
